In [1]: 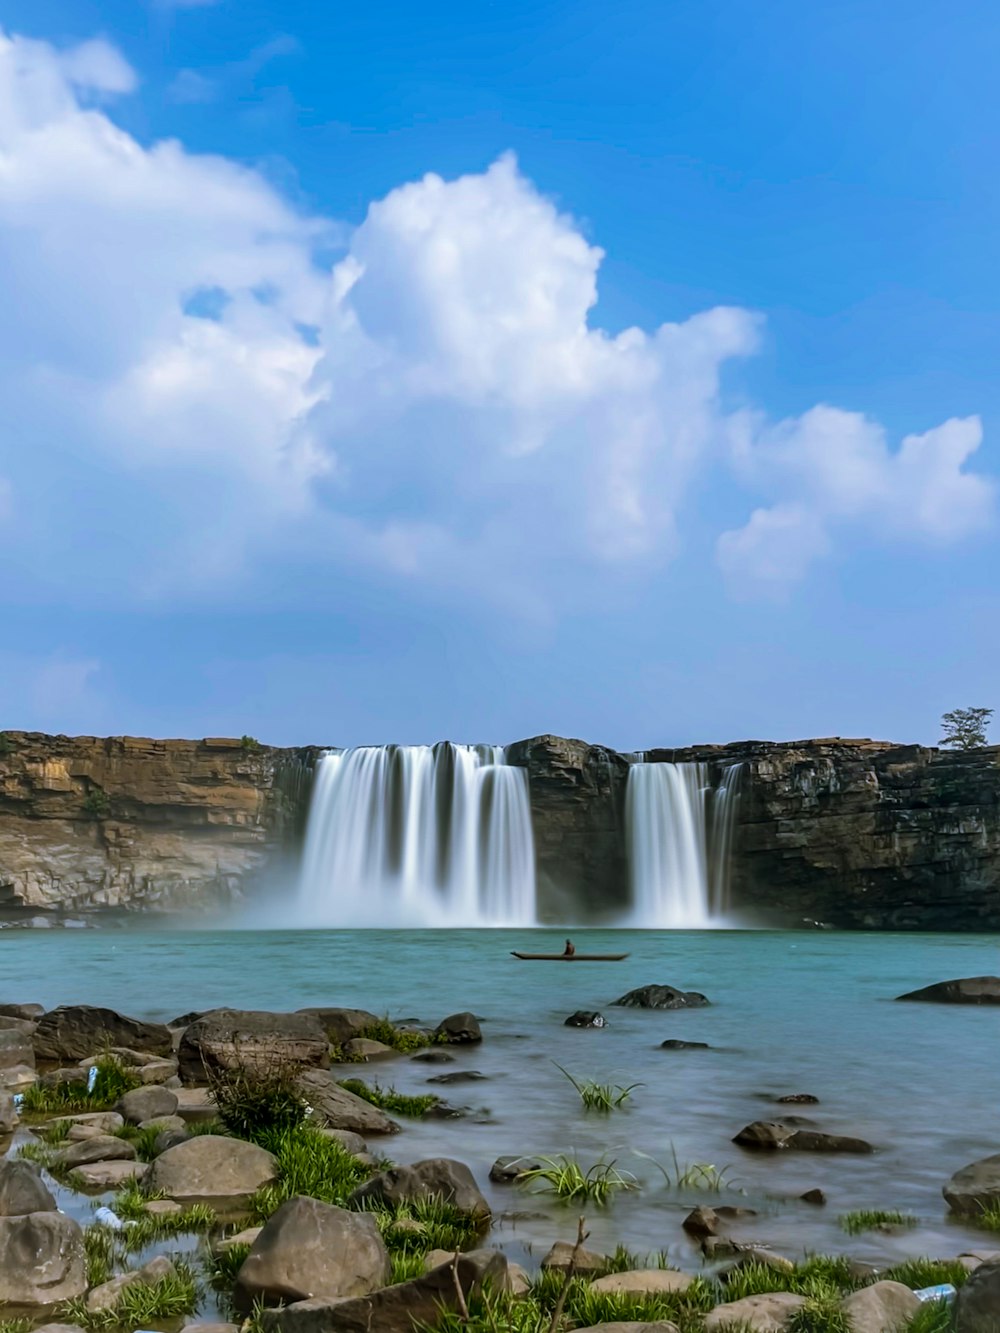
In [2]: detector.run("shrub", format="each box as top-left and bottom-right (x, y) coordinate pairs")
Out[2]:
(240, 735), (262, 752)
(82, 788), (111, 818)
(205, 1048), (308, 1141)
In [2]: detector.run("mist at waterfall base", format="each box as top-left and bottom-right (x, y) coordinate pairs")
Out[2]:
(267, 744), (744, 930)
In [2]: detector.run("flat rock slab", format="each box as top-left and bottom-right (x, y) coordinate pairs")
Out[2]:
(55, 1135), (137, 1167)
(897, 976), (1000, 1004)
(147, 1134), (277, 1206)
(178, 1009), (330, 1083)
(297, 1070), (400, 1135)
(705, 1293), (806, 1332)
(69, 1160), (150, 1190)
(590, 1270), (694, 1295)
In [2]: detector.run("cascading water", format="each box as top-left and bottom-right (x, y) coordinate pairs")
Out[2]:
(626, 761), (743, 927)
(296, 743), (537, 927)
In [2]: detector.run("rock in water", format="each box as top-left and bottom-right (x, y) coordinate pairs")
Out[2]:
(733, 1121), (874, 1153)
(489, 1156), (541, 1182)
(349, 1159), (490, 1218)
(945, 1155), (1000, 1214)
(54, 1136), (137, 1167)
(564, 1012), (606, 1028)
(0, 1212), (87, 1306)
(177, 1010), (330, 1083)
(955, 1257), (1000, 1333)
(541, 1241), (609, 1273)
(0, 1160), (57, 1215)
(119, 1085), (179, 1124)
(296, 1070), (400, 1135)
(33, 1006), (172, 1062)
(660, 1039), (710, 1050)
(146, 1135), (278, 1206)
(234, 1197), (389, 1310)
(613, 985), (709, 1010)
(295, 1008), (380, 1045)
(434, 1013), (482, 1043)
(897, 976), (1000, 1004)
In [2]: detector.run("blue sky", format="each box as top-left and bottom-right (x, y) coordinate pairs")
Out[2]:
(0, 0), (998, 749)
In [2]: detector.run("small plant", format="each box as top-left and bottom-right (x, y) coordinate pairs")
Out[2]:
(0, 1319), (33, 1333)
(356, 1017), (431, 1054)
(21, 1055), (141, 1114)
(83, 1225), (117, 1287)
(566, 1277), (715, 1330)
(338, 1078), (439, 1117)
(839, 1209), (918, 1235)
(250, 1124), (372, 1219)
(638, 1144), (740, 1193)
(518, 1155), (637, 1206)
(883, 1258), (969, 1290)
(905, 1300), (955, 1333)
(82, 787), (111, 818)
(788, 1295), (853, 1333)
(364, 1196), (486, 1255)
(205, 1047), (308, 1141)
(0, 732), (14, 756)
(57, 1263), (198, 1330)
(390, 1250), (428, 1283)
(208, 1240), (253, 1285)
(940, 706), (993, 750)
(976, 1202), (1000, 1232)
(555, 1064), (641, 1111)
(241, 734), (262, 752)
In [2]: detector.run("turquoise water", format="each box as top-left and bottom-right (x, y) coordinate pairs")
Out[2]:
(5, 927), (1000, 1268)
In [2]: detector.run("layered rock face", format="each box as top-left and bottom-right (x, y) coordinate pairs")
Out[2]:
(2, 729), (999, 927)
(0, 732), (313, 915)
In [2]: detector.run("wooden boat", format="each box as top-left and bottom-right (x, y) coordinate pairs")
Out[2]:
(510, 951), (630, 961)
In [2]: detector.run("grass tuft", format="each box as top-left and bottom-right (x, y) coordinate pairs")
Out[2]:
(20, 1056), (141, 1114)
(555, 1064), (641, 1112)
(905, 1301), (955, 1333)
(57, 1262), (199, 1330)
(976, 1203), (1000, 1232)
(787, 1296), (853, 1333)
(339, 1077), (439, 1117)
(518, 1155), (637, 1205)
(363, 1196), (486, 1255)
(839, 1209), (917, 1235)
(206, 1050), (309, 1141)
(882, 1259), (968, 1290)
(250, 1123), (373, 1220)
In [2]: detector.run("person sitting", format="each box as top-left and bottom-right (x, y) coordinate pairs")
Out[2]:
(563, 938), (576, 957)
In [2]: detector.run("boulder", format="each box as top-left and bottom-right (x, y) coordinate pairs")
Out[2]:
(50, 1111), (125, 1134)
(138, 1114), (187, 1135)
(350, 1158), (490, 1217)
(946, 1155), (1000, 1214)
(840, 1282), (919, 1333)
(33, 1006), (172, 1062)
(683, 1206), (719, 1238)
(174, 1087), (218, 1120)
(0, 1003), (44, 1020)
(897, 977), (1000, 1004)
(69, 1160), (150, 1189)
(0, 1211), (87, 1306)
(119, 1085), (179, 1124)
(800, 1189), (827, 1205)
(733, 1121), (874, 1153)
(955, 1258), (1000, 1333)
(178, 1009), (330, 1083)
(613, 985), (709, 1010)
(234, 1197), (389, 1309)
(87, 1255), (176, 1312)
(434, 1012), (482, 1044)
(136, 1059), (180, 1085)
(341, 1039), (397, 1061)
(565, 1012), (606, 1028)
(318, 1128), (367, 1155)
(660, 1040), (710, 1050)
(0, 1091), (18, 1134)
(490, 1156), (541, 1182)
(0, 1026), (34, 1071)
(0, 1014), (37, 1035)
(259, 1249), (508, 1333)
(590, 1271), (694, 1295)
(704, 1294), (806, 1332)
(296, 1008), (380, 1045)
(0, 1159), (57, 1214)
(541, 1241), (609, 1273)
(55, 1135), (137, 1168)
(296, 1070), (400, 1135)
(215, 1226), (263, 1253)
(156, 1128), (192, 1155)
(146, 1134), (278, 1205)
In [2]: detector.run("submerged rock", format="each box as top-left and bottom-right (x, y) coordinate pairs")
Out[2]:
(490, 1156), (541, 1183)
(733, 1121), (874, 1153)
(660, 1039), (710, 1050)
(613, 985), (709, 1010)
(897, 976), (1000, 1004)
(565, 1012), (606, 1028)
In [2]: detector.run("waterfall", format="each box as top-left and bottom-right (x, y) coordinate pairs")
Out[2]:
(296, 743), (537, 927)
(626, 761), (743, 927)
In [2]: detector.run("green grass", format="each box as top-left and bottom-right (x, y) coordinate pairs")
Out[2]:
(555, 1064), (641, 1111)
(787, 1296), (853, 1333)
(905, 1301), (955, 1333)
(638, 1144), (741, 1192)
(20, 1056), (142, 1114)
(58, 1263), (199, 1331)
(882, 1259), (968, 1290)
(0, 1319), (34, 1333)
(839, 1209), (918, 1235)
(339, 1077), (439, 1117)
(113, 1122), (168, 1162)
(356, 1016), (432, 1054)
(390, 1250), (429, 1283)
(976, 1202), (1000, 1232)
(83, 1225), (117, 1287)
(364, 1197), (486, 1255)
(598, 1244), (673, 1274)
(518, 1155), (638, 1205)
(250, 1123), (373, 1220)
(208, 1240), (253, 1285)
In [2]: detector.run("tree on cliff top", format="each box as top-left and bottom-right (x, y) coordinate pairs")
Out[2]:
(940, 707), (993, 749)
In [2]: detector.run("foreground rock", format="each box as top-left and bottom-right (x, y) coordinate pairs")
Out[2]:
(945, 1155), (1000, 1214)
(613, 985), (709, 1009)
(733, 1121), (874, 1153)
(119, 1085), (179, 1124)
(955, 1257), (1000, 1333)
(0, 1159), (57, 1214)
(146, 1134), (277, 1205)
(840, 1282), (919, 1333)
(33, 1006), (172, 1062)
(590, 1271), (694, 1295)
(542, 1241), (608, 1273)
(434, 1012), (482, 1043)
(234, 1197), (389, 1310)
(178, 1009), (330, 1083)
(0, 1026), (35, 1072)
(296, 1070), (400, 1135)
(0, 1212), (87, 1305)
(260, 1250), (508, 1333)
(704, 1293), (805, 1332)
(897, 976), (1000, 1004)
(350, 1158), (490, 1218)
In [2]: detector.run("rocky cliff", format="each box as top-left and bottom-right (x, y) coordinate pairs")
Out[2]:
(2, 730), (998, 928)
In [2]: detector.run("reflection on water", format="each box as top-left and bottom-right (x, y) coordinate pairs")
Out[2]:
(5, 927), (1000, 1267)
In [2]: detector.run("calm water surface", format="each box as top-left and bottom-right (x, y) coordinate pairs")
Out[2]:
(4, 927), (1000, 1271)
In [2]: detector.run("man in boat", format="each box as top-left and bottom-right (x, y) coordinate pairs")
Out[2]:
(563, 938), (576, 957)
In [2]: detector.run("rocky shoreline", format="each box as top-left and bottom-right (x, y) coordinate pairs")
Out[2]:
(3, 983), (1000, 1333)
